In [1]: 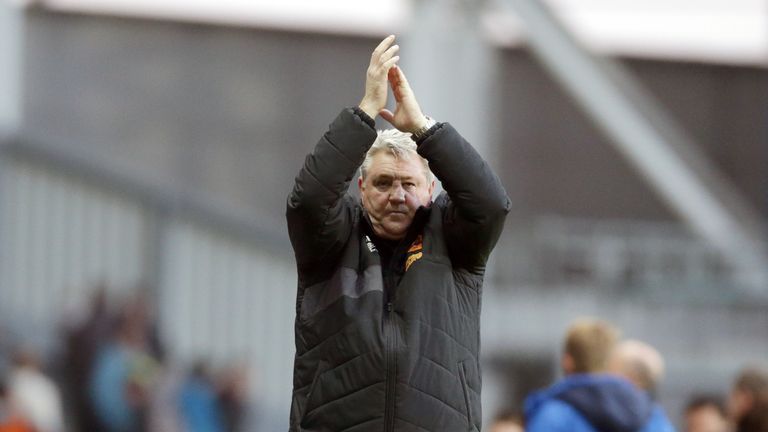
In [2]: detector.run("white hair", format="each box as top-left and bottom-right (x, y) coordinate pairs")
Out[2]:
(360, 129), (434, 183)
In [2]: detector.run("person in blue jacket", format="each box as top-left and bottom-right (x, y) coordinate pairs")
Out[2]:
(609, 339), (676, 432)
(525, 318), (676, 432)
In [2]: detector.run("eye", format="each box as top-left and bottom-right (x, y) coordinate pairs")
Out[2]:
(374, 179), (392, 190)
(404, 182), (416, 189)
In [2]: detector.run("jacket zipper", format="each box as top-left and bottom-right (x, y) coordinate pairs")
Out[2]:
(379, 219), (423, 432)
(383, 301), (396, 432)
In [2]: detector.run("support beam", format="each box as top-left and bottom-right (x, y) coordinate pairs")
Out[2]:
(0, 0), (23, 136)
(402, 0), (496, 157)
(501, 0), (768, 292)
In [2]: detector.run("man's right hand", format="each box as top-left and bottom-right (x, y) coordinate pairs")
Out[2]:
(358, 35), (400, 119)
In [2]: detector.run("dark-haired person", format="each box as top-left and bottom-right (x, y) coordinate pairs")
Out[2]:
(684, 394), (728, 432)
(729, 366), (768, 432)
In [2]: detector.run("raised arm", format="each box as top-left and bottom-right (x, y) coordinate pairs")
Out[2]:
(382, 65), (511, 272)
(286, 36), (400, 270)
(418, 122), (511, 273)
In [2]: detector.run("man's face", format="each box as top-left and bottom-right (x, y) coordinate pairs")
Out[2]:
(359, 151), (434, 240)
(685, 406), (728, 432)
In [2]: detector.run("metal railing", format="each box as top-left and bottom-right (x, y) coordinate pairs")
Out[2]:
(520, 215), (758, 303)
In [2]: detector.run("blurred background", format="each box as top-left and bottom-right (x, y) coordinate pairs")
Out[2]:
(0, 0), (766, 430)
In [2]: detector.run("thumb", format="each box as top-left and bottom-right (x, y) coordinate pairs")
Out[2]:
(379, 108), (395, 125)
(394, 66), (414, 96)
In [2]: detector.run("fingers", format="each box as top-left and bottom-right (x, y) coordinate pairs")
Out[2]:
(388, 66), (413, 102)
(370, 35), (400, 72)
(379, 109), (395, 124)
(381, 44), (400, 63)
(395, 65), (410, 85)
(371, 35), (395, 61)
(384, 65), (425, 132)
(382, 55), (400, 72)
(373, 45), (399, 74)
(388, 67), (402, 102)
(368, 36), (399, 81)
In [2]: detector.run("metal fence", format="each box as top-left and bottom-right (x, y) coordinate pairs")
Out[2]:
(524, 215), (741, 298)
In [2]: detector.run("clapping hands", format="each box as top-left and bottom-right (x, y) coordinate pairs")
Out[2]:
(358, 35), (429, 134)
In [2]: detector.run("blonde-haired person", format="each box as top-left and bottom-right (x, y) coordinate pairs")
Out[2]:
(562, 317), (621, 374)
(525, 318), (674, 432)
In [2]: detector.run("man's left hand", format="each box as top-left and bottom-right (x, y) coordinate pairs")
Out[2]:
(380, 66), (430, 134)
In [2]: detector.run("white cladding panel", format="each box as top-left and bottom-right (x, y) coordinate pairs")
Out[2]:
(160, 219), (296, 423)
(0, 158), (147, 343)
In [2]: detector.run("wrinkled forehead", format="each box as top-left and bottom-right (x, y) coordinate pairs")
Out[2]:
(366, 151), (427, 180)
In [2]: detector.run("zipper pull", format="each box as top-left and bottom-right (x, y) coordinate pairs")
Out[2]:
(386, 302), (393, 313)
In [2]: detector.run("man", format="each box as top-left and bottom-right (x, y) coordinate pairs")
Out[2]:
(525, 318), (667, 432)
(683, 394), (728, 432)
(609, 339), (676, 432)
(286, 35), (510, 431)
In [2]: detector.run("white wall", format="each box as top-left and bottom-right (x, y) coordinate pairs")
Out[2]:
(0, 157), (147, 347)
(0, 155), (298, 429)
(0, 1), (22, 134)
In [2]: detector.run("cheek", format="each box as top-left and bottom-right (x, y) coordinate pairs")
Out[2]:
(405, 189), (430, 207)
(403, 192), (422, 208)
(366, 192), (388, 210)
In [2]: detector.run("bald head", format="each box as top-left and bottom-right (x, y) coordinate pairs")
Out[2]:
(610, 339), (665, 392)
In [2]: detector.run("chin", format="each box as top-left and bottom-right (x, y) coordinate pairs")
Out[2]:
(381, 225), (407, 239)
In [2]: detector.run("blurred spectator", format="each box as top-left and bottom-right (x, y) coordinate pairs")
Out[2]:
(124, 287), (166, 363)
(8, 347), (64, 432)
(146, 365), (184, 432)
(0, 373), (35, 432)
(683, 394), (728, 432)
(89, 296), (163, 432)
(525, 317), (666, 432)
(728, 366), (768, 432)
(178, 362), (224, 432)
(488, 409), (524, 432)
(215, 363), (249, 432)
(609, 339), (675, 431)
(60, 284), (115, 431)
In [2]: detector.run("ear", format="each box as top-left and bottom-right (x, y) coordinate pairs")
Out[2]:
(428, 180), (436, 197)
(358, 176), (364, 191)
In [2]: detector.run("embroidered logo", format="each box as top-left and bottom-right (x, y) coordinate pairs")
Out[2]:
(364, 235), (377, 253)
(405, 235), (423, 271)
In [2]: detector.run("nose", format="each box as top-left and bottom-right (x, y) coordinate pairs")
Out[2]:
(389, 185), (405, 203)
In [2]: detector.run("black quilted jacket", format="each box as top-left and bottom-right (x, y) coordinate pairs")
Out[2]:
(286, 108), (510, 431)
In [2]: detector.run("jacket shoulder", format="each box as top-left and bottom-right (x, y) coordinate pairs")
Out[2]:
(640, 406), (676, 432)
(525, 399), (596, 432)
(527, 399), (597, 432)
